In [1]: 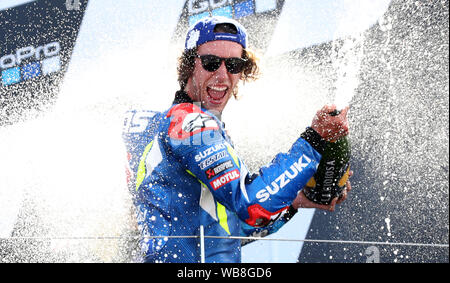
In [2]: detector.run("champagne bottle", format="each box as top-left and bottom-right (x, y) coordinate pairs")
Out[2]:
(303, 110), (351, 205)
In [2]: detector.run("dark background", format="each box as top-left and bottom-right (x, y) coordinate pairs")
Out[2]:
(0, 0), (88, 126)
(298, 0), (449, 263)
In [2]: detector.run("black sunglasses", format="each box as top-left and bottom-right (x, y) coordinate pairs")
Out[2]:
(196, 54), (247, 74)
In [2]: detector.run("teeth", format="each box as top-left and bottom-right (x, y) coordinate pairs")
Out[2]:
(209, 86), (227, 91)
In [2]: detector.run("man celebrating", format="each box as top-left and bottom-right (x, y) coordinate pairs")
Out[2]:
(123, 16), (350, 263)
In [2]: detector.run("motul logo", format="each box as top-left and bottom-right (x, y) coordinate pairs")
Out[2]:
(210, 169), (240, 190)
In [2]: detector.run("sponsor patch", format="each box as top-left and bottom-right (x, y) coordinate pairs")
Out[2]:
(182, 112), (217, 133)
(195, 143), (226, 162)
(1, 42), (61, 86)
(210, 169), (240, 190)
(205, 160), (234, 179)
(167, 103), (219, 140)
(198, 150), (228, 170)
(256, 154), (312, 202)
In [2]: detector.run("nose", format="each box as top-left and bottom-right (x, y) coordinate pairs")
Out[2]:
(214, 60), (229, 78)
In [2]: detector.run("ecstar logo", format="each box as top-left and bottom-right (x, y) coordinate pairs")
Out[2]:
(256, 155), (312, 203)
(198, 150), (228, 170)
(210, 169), (240, 190)
(0, 41), (61, 86)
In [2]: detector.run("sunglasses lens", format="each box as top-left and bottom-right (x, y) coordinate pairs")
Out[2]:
(225, 58), (245, 74)
(200, 55), (221, 72)
(198, 55), (246, 74)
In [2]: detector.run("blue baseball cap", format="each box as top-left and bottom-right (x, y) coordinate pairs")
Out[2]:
(185, 16), (248, 50)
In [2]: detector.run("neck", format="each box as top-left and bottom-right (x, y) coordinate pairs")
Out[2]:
(172, 90), (223, 121)
(172, 90), (193, 104)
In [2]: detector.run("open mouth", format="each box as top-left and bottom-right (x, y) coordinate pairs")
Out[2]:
(206, 86), (228, 104)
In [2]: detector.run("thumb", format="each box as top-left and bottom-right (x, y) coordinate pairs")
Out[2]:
(340, 106), (350, 118)
(327, 198), (338, 212)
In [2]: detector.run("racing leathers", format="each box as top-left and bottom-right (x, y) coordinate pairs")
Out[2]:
(122, 91), (326, 263)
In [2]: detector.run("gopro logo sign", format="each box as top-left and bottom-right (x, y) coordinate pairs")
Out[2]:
(0, 42), (61, 86)
(0, 42), (60, 69)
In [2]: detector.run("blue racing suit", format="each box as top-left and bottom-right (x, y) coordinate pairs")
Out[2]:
(122, 91), (326, 263)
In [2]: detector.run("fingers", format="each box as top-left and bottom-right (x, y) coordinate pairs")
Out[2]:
(313, 197), (337, 212)
(329, 197), (338, 211)
(322, 104), (337, 114)
(321, 104), (348, 117)
(340, 106), (350, 118)
(336, 189), (347, 204)
(295, 174), (354, 211)
(294, 190), (337, 211)
(346, 179), (352, 192)
(346, 171), (353, 192)
(334, 106), (349, 137)
(314, 105), (333, 122)
(326, 198), (337, 211)
(336, 177), (353, 204)
(312, 104), (350, 141)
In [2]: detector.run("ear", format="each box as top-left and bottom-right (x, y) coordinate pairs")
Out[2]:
(232, 84), (239, 99)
